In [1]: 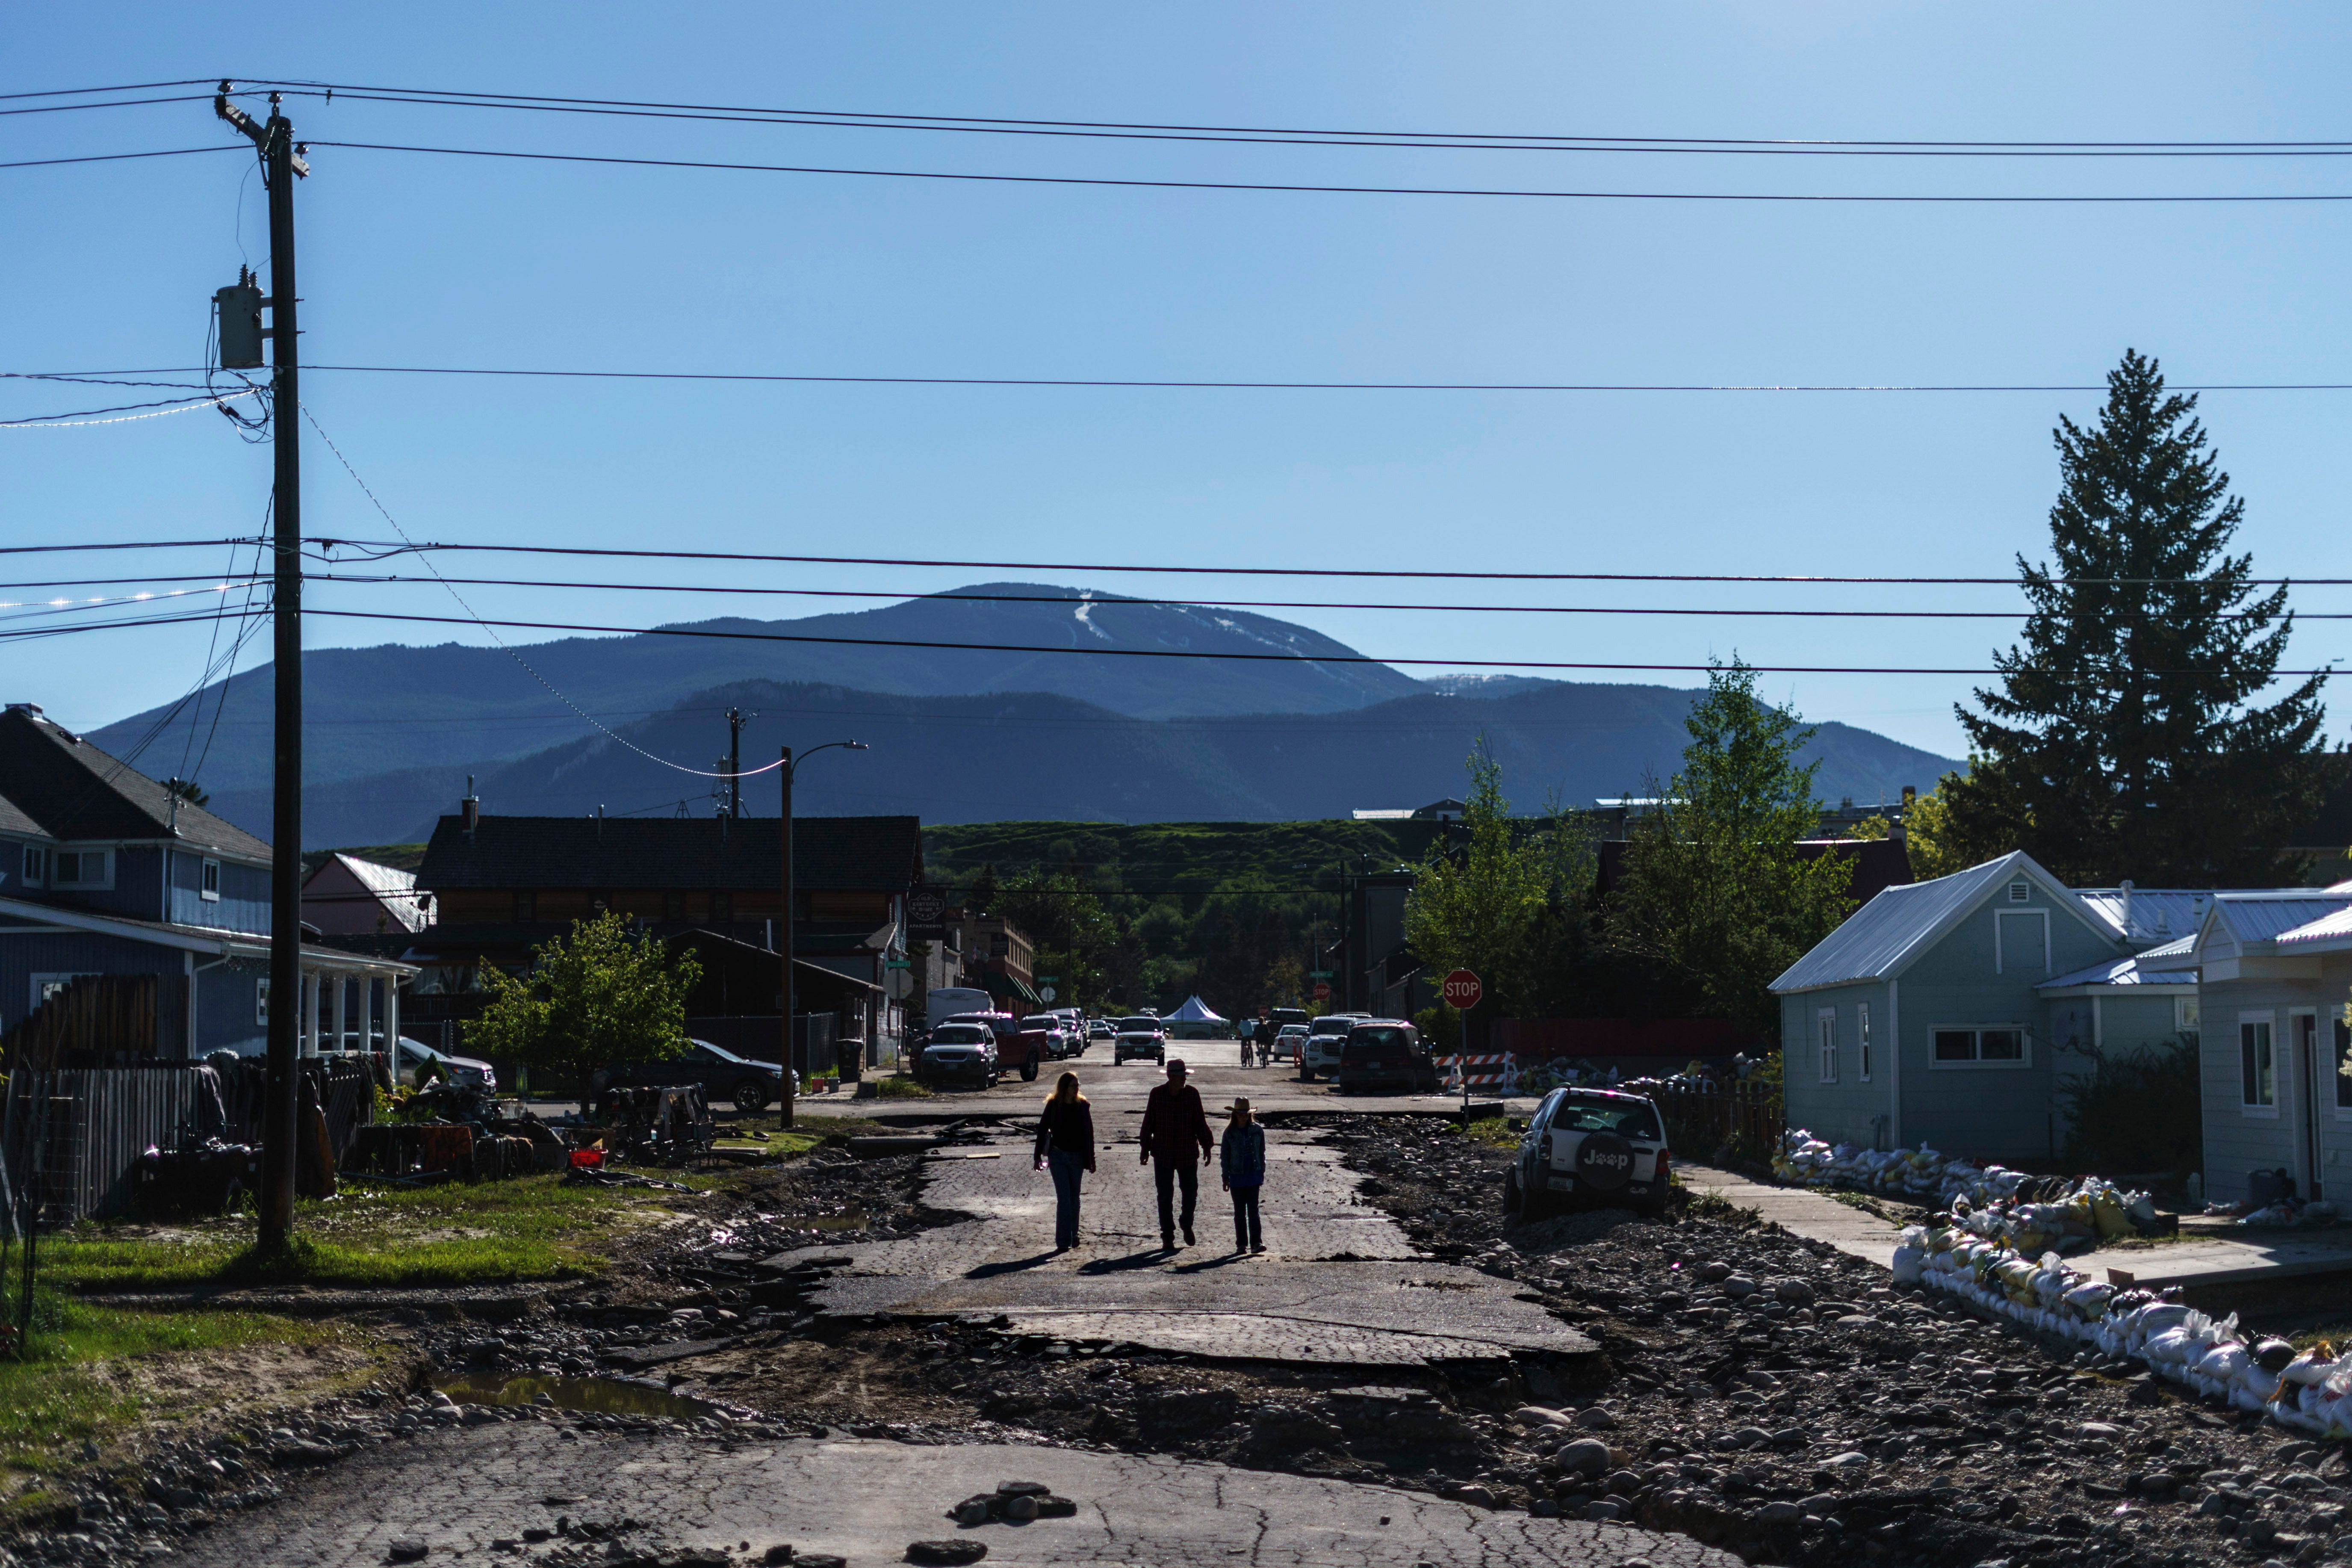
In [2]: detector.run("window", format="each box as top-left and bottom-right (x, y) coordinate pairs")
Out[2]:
(512, 891), (537, 922)
(662, 892), (685, 923)
(52, 848), (111, 889)
(200, 857), (221, 901)
(1931, 1027), (2030, 1068)
(2176, 995), (2201, 1034)
(711, 891), (733, 922)
(19, 844), (44, 886)
(2239, 1017), (2276, 1113)
(1857, 1001), (1873, 1082)
(1817, 1008), (1838, 1082)
(256, 976), (270, 1025)
(2008, 879), (2030, 904)
(31, 972), (98, 1012)
(2336, 1017), (2351, 1114)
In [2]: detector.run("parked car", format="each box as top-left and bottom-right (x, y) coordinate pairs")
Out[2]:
(1298, 1013), (1369, 1082)
(1048, 1009), (1089, 1054)
(1087, 1019), (1116, 1045)
(606, 1039), (788, 1113)
(1271, 1023), (1308, 1062)
(940, 1010), (1040, 1081)
(1015, 1015), (1072, 1067)
(1113, 1014), (1167, 1065)
(920, 1022), (1001, 1087)
(394, 1036), (497, 1093)
(1505, 1087), (1673, 1220)
(1332, 1021), (1437, 1093)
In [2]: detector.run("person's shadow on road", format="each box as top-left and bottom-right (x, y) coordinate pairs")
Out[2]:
(965, 1251), (1061, 1279)
(1172, 1252), (1246, 1275)
(1076, 1249), (1167, 1274)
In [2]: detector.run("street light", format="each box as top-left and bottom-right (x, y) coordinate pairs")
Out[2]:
(781, 741), (867, 1130)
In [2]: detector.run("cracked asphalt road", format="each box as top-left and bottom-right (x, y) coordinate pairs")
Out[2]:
(170, 1427), (1741, 1568)
(774, 1122), (1594, 1367)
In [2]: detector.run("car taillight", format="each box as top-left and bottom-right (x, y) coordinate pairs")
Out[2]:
(1656, 1147), (1672, 1180)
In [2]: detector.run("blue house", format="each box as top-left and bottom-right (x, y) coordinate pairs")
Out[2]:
(1772, 852), (2213, 1165)
(0, 703), (411, 1059)
(2187, 887), (2352, 1206)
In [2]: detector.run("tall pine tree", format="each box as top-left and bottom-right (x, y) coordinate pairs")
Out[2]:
(1942, 350), (2332, 886)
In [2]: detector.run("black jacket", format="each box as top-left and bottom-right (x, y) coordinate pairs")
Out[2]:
(1035, 1098), (1097, 1171)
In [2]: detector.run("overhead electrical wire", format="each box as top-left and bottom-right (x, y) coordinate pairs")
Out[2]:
(34, 362), (2352, 394)
(303, 573), (2344, 621)
(0, 146), (240, 172)
(236, 78), (2352, 158)
(0, 79), (224, 101)
(304, 138), (2352, 204)
(307, 538), (2352, 588)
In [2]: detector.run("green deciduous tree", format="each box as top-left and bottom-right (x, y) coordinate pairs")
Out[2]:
(1942, 350), (2333, 886)
(466, 912), (700, 1080)
(994, 870), (1120, 1014)
(1605, 659), (1857, 1040)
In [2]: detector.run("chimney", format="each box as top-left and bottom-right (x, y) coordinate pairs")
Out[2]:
(461, 775), (480, 836)
(2119, 879), (2134, 937)
(596, 803), (605, 842)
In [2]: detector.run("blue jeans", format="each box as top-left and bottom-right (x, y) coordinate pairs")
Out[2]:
(1047, 1149), (1086, 1249)
(1231, 1184), (1262, 1250)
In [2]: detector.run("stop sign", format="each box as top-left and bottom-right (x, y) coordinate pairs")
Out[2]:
(1442, 969), (1483, 1009)
(1312, 981), (1331, 1001)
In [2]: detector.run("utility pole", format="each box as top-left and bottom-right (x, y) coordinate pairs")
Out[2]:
(778, 744), (795, 1130)
(726, 707), (746, 818)
(217, 86), (308, 1254)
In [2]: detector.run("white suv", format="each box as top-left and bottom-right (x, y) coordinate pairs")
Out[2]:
(1506, 1087), (1672, 1220)
(1113, 1015), (1167, 1065)
(1298, 1013), (1369, 1082)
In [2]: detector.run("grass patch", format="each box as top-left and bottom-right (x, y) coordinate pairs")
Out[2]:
(44, 1171), (706, 1293)
(874, 1075), (935, 1099)
(1450, 1116), (1523, 1150)
(0, 1293), (334, 1474)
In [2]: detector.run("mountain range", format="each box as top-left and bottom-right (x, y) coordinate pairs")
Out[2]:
(88, 585), (1961, 845)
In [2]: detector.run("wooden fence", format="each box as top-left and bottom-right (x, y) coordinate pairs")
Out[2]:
(1648, 1078), (1783, 1159)
(0, 974), (158, 1072)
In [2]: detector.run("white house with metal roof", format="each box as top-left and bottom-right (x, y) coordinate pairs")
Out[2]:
(2187, 886), (2352, 1206)
(1771, 852), (2225, 1165)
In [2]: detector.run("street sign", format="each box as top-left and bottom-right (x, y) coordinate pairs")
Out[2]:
(1307, 970), (1332, 980)
(1312, 981), (1331, 1001)
(1038, 985), (1058, 1004)
(884, 958), (910, 970)
(906, 889), (946, 924)
(1037, 975), (1061, 983)
(886, 968), (915, 1001)
(1442, 969), (1483, 1009)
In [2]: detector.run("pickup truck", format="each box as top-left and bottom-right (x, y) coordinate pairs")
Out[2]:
(1504, 1086), (1672, 1220)
(936, 1011), (1042, 1082)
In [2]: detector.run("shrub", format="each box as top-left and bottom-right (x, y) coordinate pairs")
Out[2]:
(2059, 1034), (2202, 1178)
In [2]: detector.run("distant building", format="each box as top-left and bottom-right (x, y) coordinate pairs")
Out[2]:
(1350, 798), (1467, 823)
(950, 912), (1039, 1013)
(0, 703), (410, 1061)
(301, 851), (434, 936)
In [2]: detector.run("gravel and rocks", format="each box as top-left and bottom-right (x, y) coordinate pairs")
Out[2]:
(1326, 1115), (2352, 1568)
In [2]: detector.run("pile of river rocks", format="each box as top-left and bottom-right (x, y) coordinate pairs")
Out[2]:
(1327, 1115), (2352, 1568)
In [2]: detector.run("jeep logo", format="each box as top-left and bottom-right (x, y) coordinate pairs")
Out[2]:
(1589, 1150), (1630, 1170)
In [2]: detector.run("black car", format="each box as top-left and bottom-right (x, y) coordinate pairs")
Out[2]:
(1331, 1021), (1439, 1093)
(606, 1039), (790, 1114)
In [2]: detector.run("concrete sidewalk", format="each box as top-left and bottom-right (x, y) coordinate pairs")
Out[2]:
(1672, 1161), (1906, 1270)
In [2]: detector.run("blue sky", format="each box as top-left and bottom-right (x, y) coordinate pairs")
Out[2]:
(6, 3), (2350, 760)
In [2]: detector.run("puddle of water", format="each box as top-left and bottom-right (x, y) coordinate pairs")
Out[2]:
(431, 1371), (724, 1420)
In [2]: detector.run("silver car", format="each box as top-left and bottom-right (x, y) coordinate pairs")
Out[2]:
(395, 1036), (496, 1091)
(1298, 1013), (1369, 1082)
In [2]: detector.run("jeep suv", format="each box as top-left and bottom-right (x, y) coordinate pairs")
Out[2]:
(1505, 1087), (1671, 1220)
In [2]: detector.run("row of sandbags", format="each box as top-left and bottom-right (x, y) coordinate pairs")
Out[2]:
(1774, 1128), (2157, 1247)
(1894, 1223), (2352, 1438)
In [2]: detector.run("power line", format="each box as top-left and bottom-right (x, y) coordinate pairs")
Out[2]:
(0, 93), (224, 118)
(241, 78), (2352, 157)
(307, 537), (2352, 588)
(46, 362), (2352, 394)
(308, 139), (2352, 204)
(0, 146), (240, 172)
(0, 389), (258, 427)
(298, 402), (780, 783)
(289, 605), (2342, 678)
(0, 538), (249, 557)
(304, 572), (2348, 620)
(0, 78), (223, 102)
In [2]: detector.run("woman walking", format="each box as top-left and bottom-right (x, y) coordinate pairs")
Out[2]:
(1034, 1071), (1097, 1252)
(1221, 1097), (1267, 1254)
